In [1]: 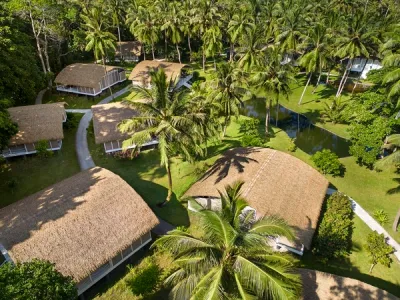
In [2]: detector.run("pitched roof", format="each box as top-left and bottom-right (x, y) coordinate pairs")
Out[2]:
(184, 147), (329, 248)
(128, 60), (187, 85)
(0, 167), (159, 282)
(8, 103), (65, 146)
(116, 41), (142, 57)
(300, 269), (397, 300)
(91, 102), (140, 144)
(55, 63), (123, 89)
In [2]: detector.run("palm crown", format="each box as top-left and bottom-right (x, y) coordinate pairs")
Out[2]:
(154, 181), (301, 299)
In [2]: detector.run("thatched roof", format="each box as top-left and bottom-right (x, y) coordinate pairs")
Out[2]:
(300, 269), (397, 299)
(0, 167), (159, 282)
(55, 63), (123, 89)
(184, 147), (329, 248)
(128, 60), (187, 85)
(116, 41), (142, 57)
(92, 102), (140, 144)
(8, 103), (65, 146)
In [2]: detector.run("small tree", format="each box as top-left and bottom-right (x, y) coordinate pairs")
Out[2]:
(0, 259), (77, 299)
(365, 231), (394, 274)
(311, 149), (344, 176)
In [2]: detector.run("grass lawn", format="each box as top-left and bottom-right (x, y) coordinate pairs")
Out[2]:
(43, 80), (131, 109)
(0, 114), (82, 208)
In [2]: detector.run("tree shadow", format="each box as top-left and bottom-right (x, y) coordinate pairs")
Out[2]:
(387, 178), (400, 195)
(198, 147), (261, 184)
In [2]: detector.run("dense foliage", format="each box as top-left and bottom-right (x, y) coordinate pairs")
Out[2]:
(155, 182), (301, 299)
(365, 231), (394, 274)
(311, 149), (343, 176)
(239, 117), (265, 147)
(313, 192), (354, 261)
(0, 259), (77, 300)
(127, 258), (163, 296)
(0, 99), (18, 150)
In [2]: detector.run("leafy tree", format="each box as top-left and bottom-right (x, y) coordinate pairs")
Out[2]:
(154, 182), (301, 299)
(365, 231), (394, 274)
(0, 99), (18, 151)
(311, 149), (344, 176)
(236, 25), (265, 71)
(313, 192), (354, 260)
(161, 2), (183, 63)
(0, 259), (77, 300)
(119, 68), (216, 203)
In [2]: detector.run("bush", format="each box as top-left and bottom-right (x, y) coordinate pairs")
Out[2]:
(239, 117), (265, 147)
(127, 258), (162, 296)
(63, 113), (79, 129)
(35, 140), (53, 158)
(311, 149), (344, 176)
(313, 192), (354, 261)
(373, 209), (389, 225)
(287, 138), (297, 152)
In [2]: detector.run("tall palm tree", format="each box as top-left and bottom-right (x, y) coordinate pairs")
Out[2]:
(202, 25), (223, 70)
(161, 2), (183, 63)
(119, 68), (212, 203)
(297, 22), (331, 105)
(81, 6), (116, 96)
(127, 6), (159, 60)
(153, 182), (301, 299)
(209, 62), (247, 137)
(181, 0), (196, 62)
(236, 25), (266, 71)
(253, 48), (294, 133)
(106, 0), (128, 56)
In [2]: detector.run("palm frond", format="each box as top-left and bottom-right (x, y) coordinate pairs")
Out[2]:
(249, 215), (295, 241)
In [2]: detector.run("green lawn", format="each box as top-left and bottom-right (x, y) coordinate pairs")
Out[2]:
(43, 80), (131, 109)
(0, 114), (82, 207)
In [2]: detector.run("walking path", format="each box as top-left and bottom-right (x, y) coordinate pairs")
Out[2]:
(35, 88), (47, 104)
(65, 109), (90, 113)
(327, 188), (400, 261)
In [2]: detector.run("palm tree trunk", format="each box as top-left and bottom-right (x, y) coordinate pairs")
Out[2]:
(117, 24), (122, 58)
(230, 42), (234, 62)
(102, 56), (113, 97)
(202, 48), (206, 71)
(337, 59), (353, 97)
(143, 44), (146, 60)
(326, 69), (331, 84)
(312, 71), (322, 94)
(164, 31), (168, 58)
(176, 43), (181, 63)
(222, 116), (229, 137)
(298, 72), (312, 105)
(275, 101), (279, 126)
(351, 59), (368, 95)
(213, 57), (216, 70)
(188, 34), (192, 62)
(166, 163), (173, 202)
(369, 263), (376, 274)
(265, 98), (271, 134)
(29, 10), (47, 74)
(152, 42), (155, 60)
(393, 208), (400, 232)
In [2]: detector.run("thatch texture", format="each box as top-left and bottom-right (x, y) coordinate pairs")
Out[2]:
(92, 102), (139, 144)
(299, 269), (397, 299)
(0, 167), (159, 282)
(55, 63), (123, 88)
(8, 103), (65, 146)
(116, 41), (142, 57)
(128, 60), (187, 85)
(184, 147), (329, 248)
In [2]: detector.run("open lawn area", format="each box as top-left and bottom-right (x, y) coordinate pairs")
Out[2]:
(43, 80), (131, 109)
(0, 114), (82, 208)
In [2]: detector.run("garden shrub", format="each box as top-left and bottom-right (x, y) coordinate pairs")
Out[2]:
(313, 192), (354, 261)
(287, 138), (297, 152)
(35, 140), (53, 158)
(63, 113), (79, 129)
(311, 149), (344, 176)
(373, 209), (389, 225)
(239, 117), (265, 147)
(127, 258), (162, 296)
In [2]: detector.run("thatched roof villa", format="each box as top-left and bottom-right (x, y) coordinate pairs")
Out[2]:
(2, 103), (67, 158)
(0, 167), (159, 295)
(55, 63), (126, 96)
(91, 102), (158, 153)
(184, 147), (329, 253)
(115, 41), (142, 62)
(129, 60), (192, 88)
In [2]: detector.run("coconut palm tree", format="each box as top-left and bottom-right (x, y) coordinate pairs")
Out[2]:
(81, 6), (116, 96)
(236, 25), (266, 71)
(153, 181), (301, 299)
(181, 0), (196, 61)
(253, 48), (294, 133)
(209, 61), (247, 137)
(106, 0), (128, 56)
(297, 22), (332, 104)
(119, 68), (212, 203)
(202, 25), (223, 70)
(161, 2), (183, 63)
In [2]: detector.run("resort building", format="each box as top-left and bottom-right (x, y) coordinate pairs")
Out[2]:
(115, 41), (142, 62)
(0, 167), (159, 296)
(185, 147), (329, 255)
(92, 102), (158, 154)
(2, 103), (66, 158)
(129, 60), (192, 89)
(347, 57), (382, 79)
(55, 63), (126, 96)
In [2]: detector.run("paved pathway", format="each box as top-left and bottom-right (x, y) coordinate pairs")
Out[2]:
(35, 88), (47, 104)
(65, 109), (90, 113)
(153, 217), (176, 236)
(327, 188), (400, 261)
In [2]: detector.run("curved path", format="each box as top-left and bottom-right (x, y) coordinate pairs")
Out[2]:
(35, 88), (48, 104)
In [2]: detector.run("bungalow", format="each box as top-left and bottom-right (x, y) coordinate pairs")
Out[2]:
(129, 60), (192, 89)
(91, 102), (158, 153)
(184, 147), (329, 255)
(1, 103), (66, 158)
(115, 41), (142, 62)
(346, 57), (382, 79)
(0, 167), (159, 296)
(55, 63), (126, 96)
